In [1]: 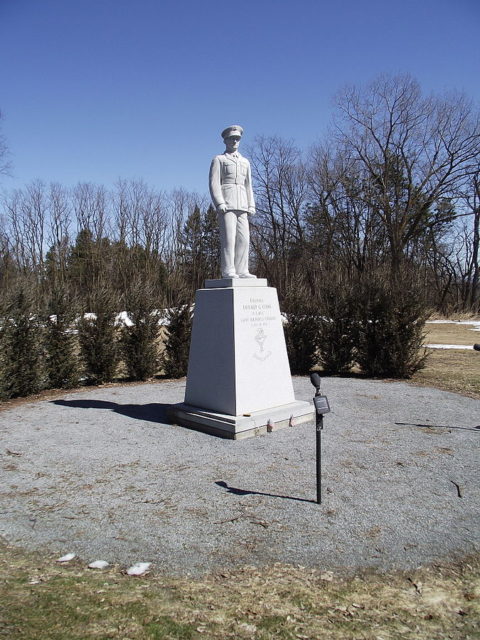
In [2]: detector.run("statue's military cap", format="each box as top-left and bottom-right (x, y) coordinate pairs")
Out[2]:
(221, 125), (243, 139)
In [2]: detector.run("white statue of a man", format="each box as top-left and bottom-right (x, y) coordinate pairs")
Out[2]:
(209, 125), (256, 279)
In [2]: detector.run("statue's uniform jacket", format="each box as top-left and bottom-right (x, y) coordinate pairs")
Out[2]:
(209, 153), (256, 214)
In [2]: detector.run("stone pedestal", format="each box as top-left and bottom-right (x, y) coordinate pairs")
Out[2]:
(168, 279), (313, 439)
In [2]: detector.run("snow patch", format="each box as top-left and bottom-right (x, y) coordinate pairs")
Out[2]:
(425, 344), (474, 350)
(427, 320), (480, 326)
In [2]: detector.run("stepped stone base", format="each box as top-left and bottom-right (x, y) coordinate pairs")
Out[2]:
(168, 400), (313, 440)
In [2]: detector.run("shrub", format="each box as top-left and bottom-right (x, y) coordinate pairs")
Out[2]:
(161, 303), (193, 379)
(0, 290), (44, 399)
(317, 283), (357, 374)
(282, 286), (320, 375)
(120, 282), (160, 381)
(77, 290), (119, 384)
(284, 311), (320, 375)
(43, 290), (80, 389)
(355, 276), (429, 378)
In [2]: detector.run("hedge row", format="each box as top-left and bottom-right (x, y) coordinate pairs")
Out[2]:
(0, 290), (193, 401)
(284, 277), (429, 378)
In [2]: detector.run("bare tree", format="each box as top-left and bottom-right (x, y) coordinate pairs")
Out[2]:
(247, 135), (308, 292)
(333, 74), (480, 278)
(112, 179), (169, 259)
(461, 167), (480, 310)
(0, 213), (15, 293)
(422, 164), (480, 312)
(69, 182), (112, 297)
(46, 183), (72, 288)
(307, 144), (389, 278)
(3, 181), (47, 273)
(167, 189), (208, 255)
(72, 182), (109, 241)
(111, 179), (171, 302)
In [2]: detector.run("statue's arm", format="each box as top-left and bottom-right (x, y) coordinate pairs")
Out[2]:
(245, 160), (256, 214)
(209, 157), (226, 213)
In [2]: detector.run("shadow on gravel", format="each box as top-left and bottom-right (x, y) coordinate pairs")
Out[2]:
(395, 421), (480, 432)
(51, 399), (172, 424)
(215, 480), (315, 504)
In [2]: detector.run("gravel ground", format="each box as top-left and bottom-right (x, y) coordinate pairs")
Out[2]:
(0, 377), (479, 576)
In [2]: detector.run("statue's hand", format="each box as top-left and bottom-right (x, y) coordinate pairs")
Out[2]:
(217, 204), (227, 214)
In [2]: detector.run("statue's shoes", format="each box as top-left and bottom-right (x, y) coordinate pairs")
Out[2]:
(238, 273), (257, 279)
(222, 273), (239, 278)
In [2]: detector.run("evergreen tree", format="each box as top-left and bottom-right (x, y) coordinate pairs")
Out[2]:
(180, 206), (204, 291)
(284, 311), (319, 375)
(43, 288), (80, 389)
(67, 229), (113, 299)
(120, 279), (160, 381)
(0, 290), (44, 399)
(77, 288), (119, 384)
(179, 205), (221, 293)
(201, 205), (220, 278)
(283, 287), (320, 375)
(355, 274), (429, 378)
(161, 302), (193, 379)
(317, 281), (357, 374)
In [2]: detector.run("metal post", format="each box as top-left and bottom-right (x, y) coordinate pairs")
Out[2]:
(316, 413), (323, 504)
(310, 372), (329, 506)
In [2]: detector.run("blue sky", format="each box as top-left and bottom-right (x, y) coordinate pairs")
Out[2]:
(1, 0), (479, 198)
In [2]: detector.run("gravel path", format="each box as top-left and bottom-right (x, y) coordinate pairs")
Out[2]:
(1, 377), (479, 576)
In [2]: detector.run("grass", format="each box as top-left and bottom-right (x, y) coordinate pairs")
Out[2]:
(409, 320), (480, 398)
(424, 320), (480, 346)
(1, 541), (479, 639)
(412, 349), (480, 398)
(1, 320), (480, 638)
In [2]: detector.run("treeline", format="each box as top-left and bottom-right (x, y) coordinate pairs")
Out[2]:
(0, 180), (219, 306)
(0, 181), (209, 398)
(248, 75), (480, 314)
(0, 74), (479, 397)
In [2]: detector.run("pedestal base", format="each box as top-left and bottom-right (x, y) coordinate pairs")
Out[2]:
(185, 282), (296, 415)
(205, 278), (268, 288)
(172, 278), (313, 439)
(168, 400), (313, 440)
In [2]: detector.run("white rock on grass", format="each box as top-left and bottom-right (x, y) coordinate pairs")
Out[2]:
(56, 553), (76, 563)
(126, 562), (152, 576)
(88, 560), (109, 570)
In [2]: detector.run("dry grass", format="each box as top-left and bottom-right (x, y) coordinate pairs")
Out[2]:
(1, 541), (479, 639)
(408, 321), (480, 398)
(412, 350), (480, 398)
(424, 321), (480, 346)
(428, 310), (480, 321)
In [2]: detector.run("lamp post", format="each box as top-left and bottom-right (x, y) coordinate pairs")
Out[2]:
(310, 373), (330, 504)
